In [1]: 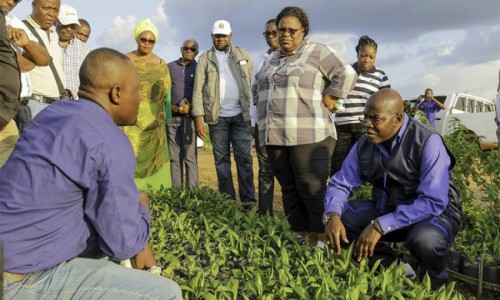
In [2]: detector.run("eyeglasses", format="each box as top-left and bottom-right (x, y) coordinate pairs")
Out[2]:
(262, 30), (278, 37)
(182, 47), (197, 52)
(139, 37), (156, 45)
(358, 113), (398, 126)
(277, 27), (303, 36)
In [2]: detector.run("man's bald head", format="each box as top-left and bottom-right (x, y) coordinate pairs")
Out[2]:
(366, 88), (404, 115)
(79, 48), (132, 91)
(78, 48), (141, 126)
(363, 88), (405, 145)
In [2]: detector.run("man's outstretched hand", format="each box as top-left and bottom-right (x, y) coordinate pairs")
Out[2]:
(325, 215), (349, 255)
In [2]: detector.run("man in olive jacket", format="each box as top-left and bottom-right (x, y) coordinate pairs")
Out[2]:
(192, 20), (256, 208)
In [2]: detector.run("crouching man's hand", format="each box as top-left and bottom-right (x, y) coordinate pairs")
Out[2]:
(131, 244), (157, 270)
(325, 213), (349, 255)
(354, 220), (382, 262)
(132, 192), (157, 270)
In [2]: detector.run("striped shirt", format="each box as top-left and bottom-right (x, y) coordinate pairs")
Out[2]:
(255, 40), (357, 146)
(334, 62), (390, 125)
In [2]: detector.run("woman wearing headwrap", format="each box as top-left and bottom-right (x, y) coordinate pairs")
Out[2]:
(124, 18), (172, 190)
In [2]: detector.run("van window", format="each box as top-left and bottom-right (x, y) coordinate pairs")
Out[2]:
(466, 98), (474, 113)
(451, 97), (466, 114)
(477, 101), (484, 112)
(485, 103), (495, 112)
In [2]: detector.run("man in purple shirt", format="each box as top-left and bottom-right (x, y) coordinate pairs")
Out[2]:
(412, 88), (445, 127)
(0, 48), (182, 299)
(323, 89), (461, 290)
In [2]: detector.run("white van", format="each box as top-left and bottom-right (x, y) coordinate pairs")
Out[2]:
(409, 93), (497, 150)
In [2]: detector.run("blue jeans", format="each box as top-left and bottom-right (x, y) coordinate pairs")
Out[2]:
(3, 258), (182, 299)
(27, 99), (50, 119)
(209, 114), (256, 203)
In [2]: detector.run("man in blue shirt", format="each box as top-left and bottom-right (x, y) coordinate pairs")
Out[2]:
(167, 39), (199, 189)
(0, 48), (182, 299)
(323, 89), (461, 290)
(412, 88), (445, 127)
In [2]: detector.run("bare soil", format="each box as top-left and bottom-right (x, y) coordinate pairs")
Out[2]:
(197, 146), (285, 218)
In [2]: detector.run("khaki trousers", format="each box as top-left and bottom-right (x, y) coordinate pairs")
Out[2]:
(0, 119), (19, 168)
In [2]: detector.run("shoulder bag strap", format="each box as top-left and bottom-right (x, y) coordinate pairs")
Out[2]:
(22, 20), (66, 97)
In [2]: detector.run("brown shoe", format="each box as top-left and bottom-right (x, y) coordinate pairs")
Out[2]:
(242, 201), (257, 212)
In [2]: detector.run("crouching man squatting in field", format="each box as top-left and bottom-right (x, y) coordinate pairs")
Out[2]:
(323, 88), (461, 290)
(0, 48), (182, 300)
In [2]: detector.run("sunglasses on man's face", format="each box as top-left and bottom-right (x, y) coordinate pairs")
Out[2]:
(139, 37), (156, 45)
(182, 47), (197, 52)
(262, 30), (278, 37)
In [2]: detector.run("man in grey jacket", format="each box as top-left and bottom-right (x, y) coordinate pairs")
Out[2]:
(192, 20), (256, 208)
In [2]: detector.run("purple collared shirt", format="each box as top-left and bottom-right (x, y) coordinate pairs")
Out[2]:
(416, 100), (441, 127)
(0, 99), (150, 273)
(324, 115), (451, 234)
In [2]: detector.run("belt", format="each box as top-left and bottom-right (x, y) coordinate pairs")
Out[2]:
(31, 94), (58, 104)
(20, 96), (30, 106)
(3, 271), (30, 283)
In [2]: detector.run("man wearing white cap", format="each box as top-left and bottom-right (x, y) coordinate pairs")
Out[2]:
(56, 4), (90, 99)
(192, 20), (257, 209)
(23, 0), (70, 118)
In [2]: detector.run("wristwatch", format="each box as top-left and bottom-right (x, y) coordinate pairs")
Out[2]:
(371, 219), (384, 235)
(322, 212), (340, 225)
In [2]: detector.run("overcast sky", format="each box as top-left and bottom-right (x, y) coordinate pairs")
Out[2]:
(12, 0), (500, 100)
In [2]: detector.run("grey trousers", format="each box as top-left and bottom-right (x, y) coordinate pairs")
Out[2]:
(166, 116), (198, 189)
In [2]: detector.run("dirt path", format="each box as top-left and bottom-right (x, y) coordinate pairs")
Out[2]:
(197, 146), (285, 218)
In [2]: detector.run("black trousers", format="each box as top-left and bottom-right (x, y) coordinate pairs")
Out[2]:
(254, 125), (275, 215)
(267, 137), (335, 233)
(330, 124), (363, 176)
(342, 199), (460, 290)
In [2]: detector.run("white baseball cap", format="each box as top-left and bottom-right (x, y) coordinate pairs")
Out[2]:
(212, 20), (231, 35)
(58, 4), (80, 26)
